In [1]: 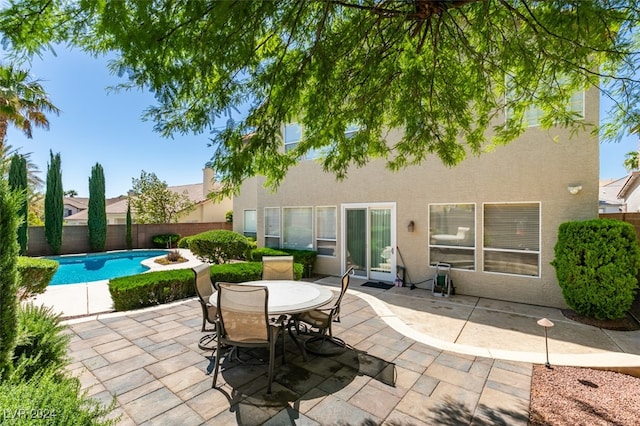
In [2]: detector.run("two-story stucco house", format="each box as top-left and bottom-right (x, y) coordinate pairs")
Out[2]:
(233, 88), (599, 309)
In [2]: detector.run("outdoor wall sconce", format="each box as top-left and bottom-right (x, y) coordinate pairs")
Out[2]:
(407, 220), (415, 232)
(567, 185), (583, 195)
(537, 317), (555, 369)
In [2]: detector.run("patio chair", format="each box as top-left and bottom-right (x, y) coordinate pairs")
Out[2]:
(262, 255), (294, 280)
(292, 267), (354, 355)
(192, 264), (218, 350)
(212, 283), (286, 394)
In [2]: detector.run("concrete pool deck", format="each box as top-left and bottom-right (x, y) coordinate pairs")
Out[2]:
(31, 249), (203, 318)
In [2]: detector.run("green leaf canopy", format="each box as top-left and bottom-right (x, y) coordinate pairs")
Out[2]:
(2, 1), (640, 192)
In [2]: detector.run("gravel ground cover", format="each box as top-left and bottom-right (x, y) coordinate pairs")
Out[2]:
(529, 365), (640, 425)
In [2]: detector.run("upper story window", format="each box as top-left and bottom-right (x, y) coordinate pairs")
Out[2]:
(505, 76), (584, 127)
(284, 123), (361, 160)
(284, 123), (302, 153)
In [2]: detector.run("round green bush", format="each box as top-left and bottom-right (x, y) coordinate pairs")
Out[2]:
(188, 230), (252, 264)
(16, 257), (59, 300)
(552, 219), (640, 320)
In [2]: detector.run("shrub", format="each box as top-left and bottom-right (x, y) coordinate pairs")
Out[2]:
(177, 236), (192, 249)
(12, 304), (70, 381)
(552, 219), (640, 320)
(225, 210), (233, 223)
(109, 269), (194, 311)
(279, 249), (318, 277)
(0, 366), (116, 426)
(189, 230), (252, 264)
(250, 247), (288, 261)
(16, 257), (59, 300)
(151, 233), (180, 248)
(210, 262), (304, 282)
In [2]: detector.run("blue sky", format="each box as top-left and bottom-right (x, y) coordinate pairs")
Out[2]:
(5, 46), (638, 197)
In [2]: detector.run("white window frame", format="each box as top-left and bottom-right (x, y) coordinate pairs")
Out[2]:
(264, 207), (281, 248)
(482, 201), (541, 277)
(243, 209), (257, 239)
(316, 206), (337, 257)
(282, 206), (314, 250)
(428, 203), (476, 271)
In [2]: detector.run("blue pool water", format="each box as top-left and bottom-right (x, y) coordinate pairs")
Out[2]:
(47, 250), (169, 285)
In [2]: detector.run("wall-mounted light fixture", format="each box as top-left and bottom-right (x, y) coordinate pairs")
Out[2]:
(407, 220), (415, 232)
(567, 185), (582, 195)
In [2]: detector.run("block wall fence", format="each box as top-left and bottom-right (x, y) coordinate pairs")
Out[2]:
(26, 222), (232, 256)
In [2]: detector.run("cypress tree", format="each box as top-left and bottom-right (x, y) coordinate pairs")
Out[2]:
(0, 177), (21, 379)
(125, 202), (133, 249)
(88, 163), (107, 251)
(44, 150), (63, 254)
(8, 155), (28, 254)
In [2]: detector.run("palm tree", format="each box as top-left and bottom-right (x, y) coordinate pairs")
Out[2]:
(624, 151), (638, 172)
(0, 64), (60, 150)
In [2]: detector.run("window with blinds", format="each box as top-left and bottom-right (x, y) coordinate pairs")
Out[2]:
(483, 202), (540, 276)
(316, 206), (336, 256)
(428, 204), (475, 270)
(283, 207), (313, 249)
(264, 207), (280, 248)
(243, 209), (257, 239)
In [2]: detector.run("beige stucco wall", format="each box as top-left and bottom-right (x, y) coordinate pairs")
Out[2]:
(234, 88), (599, 308)
(179, 198), (233, 223)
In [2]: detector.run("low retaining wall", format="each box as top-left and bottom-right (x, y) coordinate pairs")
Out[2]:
(27, 222), (232, 256)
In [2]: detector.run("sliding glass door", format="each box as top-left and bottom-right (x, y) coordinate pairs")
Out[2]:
(343, 204), (396, 282)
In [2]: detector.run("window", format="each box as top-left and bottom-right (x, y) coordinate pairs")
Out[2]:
(243, 209), (257, 239)
(483, 202), (540, 277)
(283, 207), (313, 249)
(522, 91), (584, 127)
(284, 123), (302, 153)
(429, 204), (475, 270)
(505, 76), (584, 127)
(284, 123), (360, 160)
(316, 206), (337, 256)
(264, 207), (281, 248)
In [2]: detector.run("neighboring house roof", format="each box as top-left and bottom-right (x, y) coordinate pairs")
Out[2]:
(599, 176), (626, 208)
(63, 197), (89, 210)
(617, 172), (640, 199)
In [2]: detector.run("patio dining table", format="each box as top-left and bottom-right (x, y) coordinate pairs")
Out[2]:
(209, 280), (334, 360)
(208, 280), (334, 316)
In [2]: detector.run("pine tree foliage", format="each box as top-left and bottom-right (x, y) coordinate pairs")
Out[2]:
(0, 176), (21, 379)
(2, 1), (640, 193)
(8, 154), (28, 254)
(125, 202), (133, 249)
(44, 150), (63, 254)
(88, 163), (107, 252)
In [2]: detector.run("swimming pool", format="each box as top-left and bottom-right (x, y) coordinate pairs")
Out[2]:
(47, 250), (169, 285)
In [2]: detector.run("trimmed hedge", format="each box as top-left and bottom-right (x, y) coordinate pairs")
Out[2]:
(210, 261), (303, 282)
(189, 230), (253, 264)
(250, 247), (288, 260)
(17, 257), (59, 301)
(250, 248), (317, 277)
(552, 219), (640, 320)
(109, 269), (194, 311)
(108, 261), (304, 311)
